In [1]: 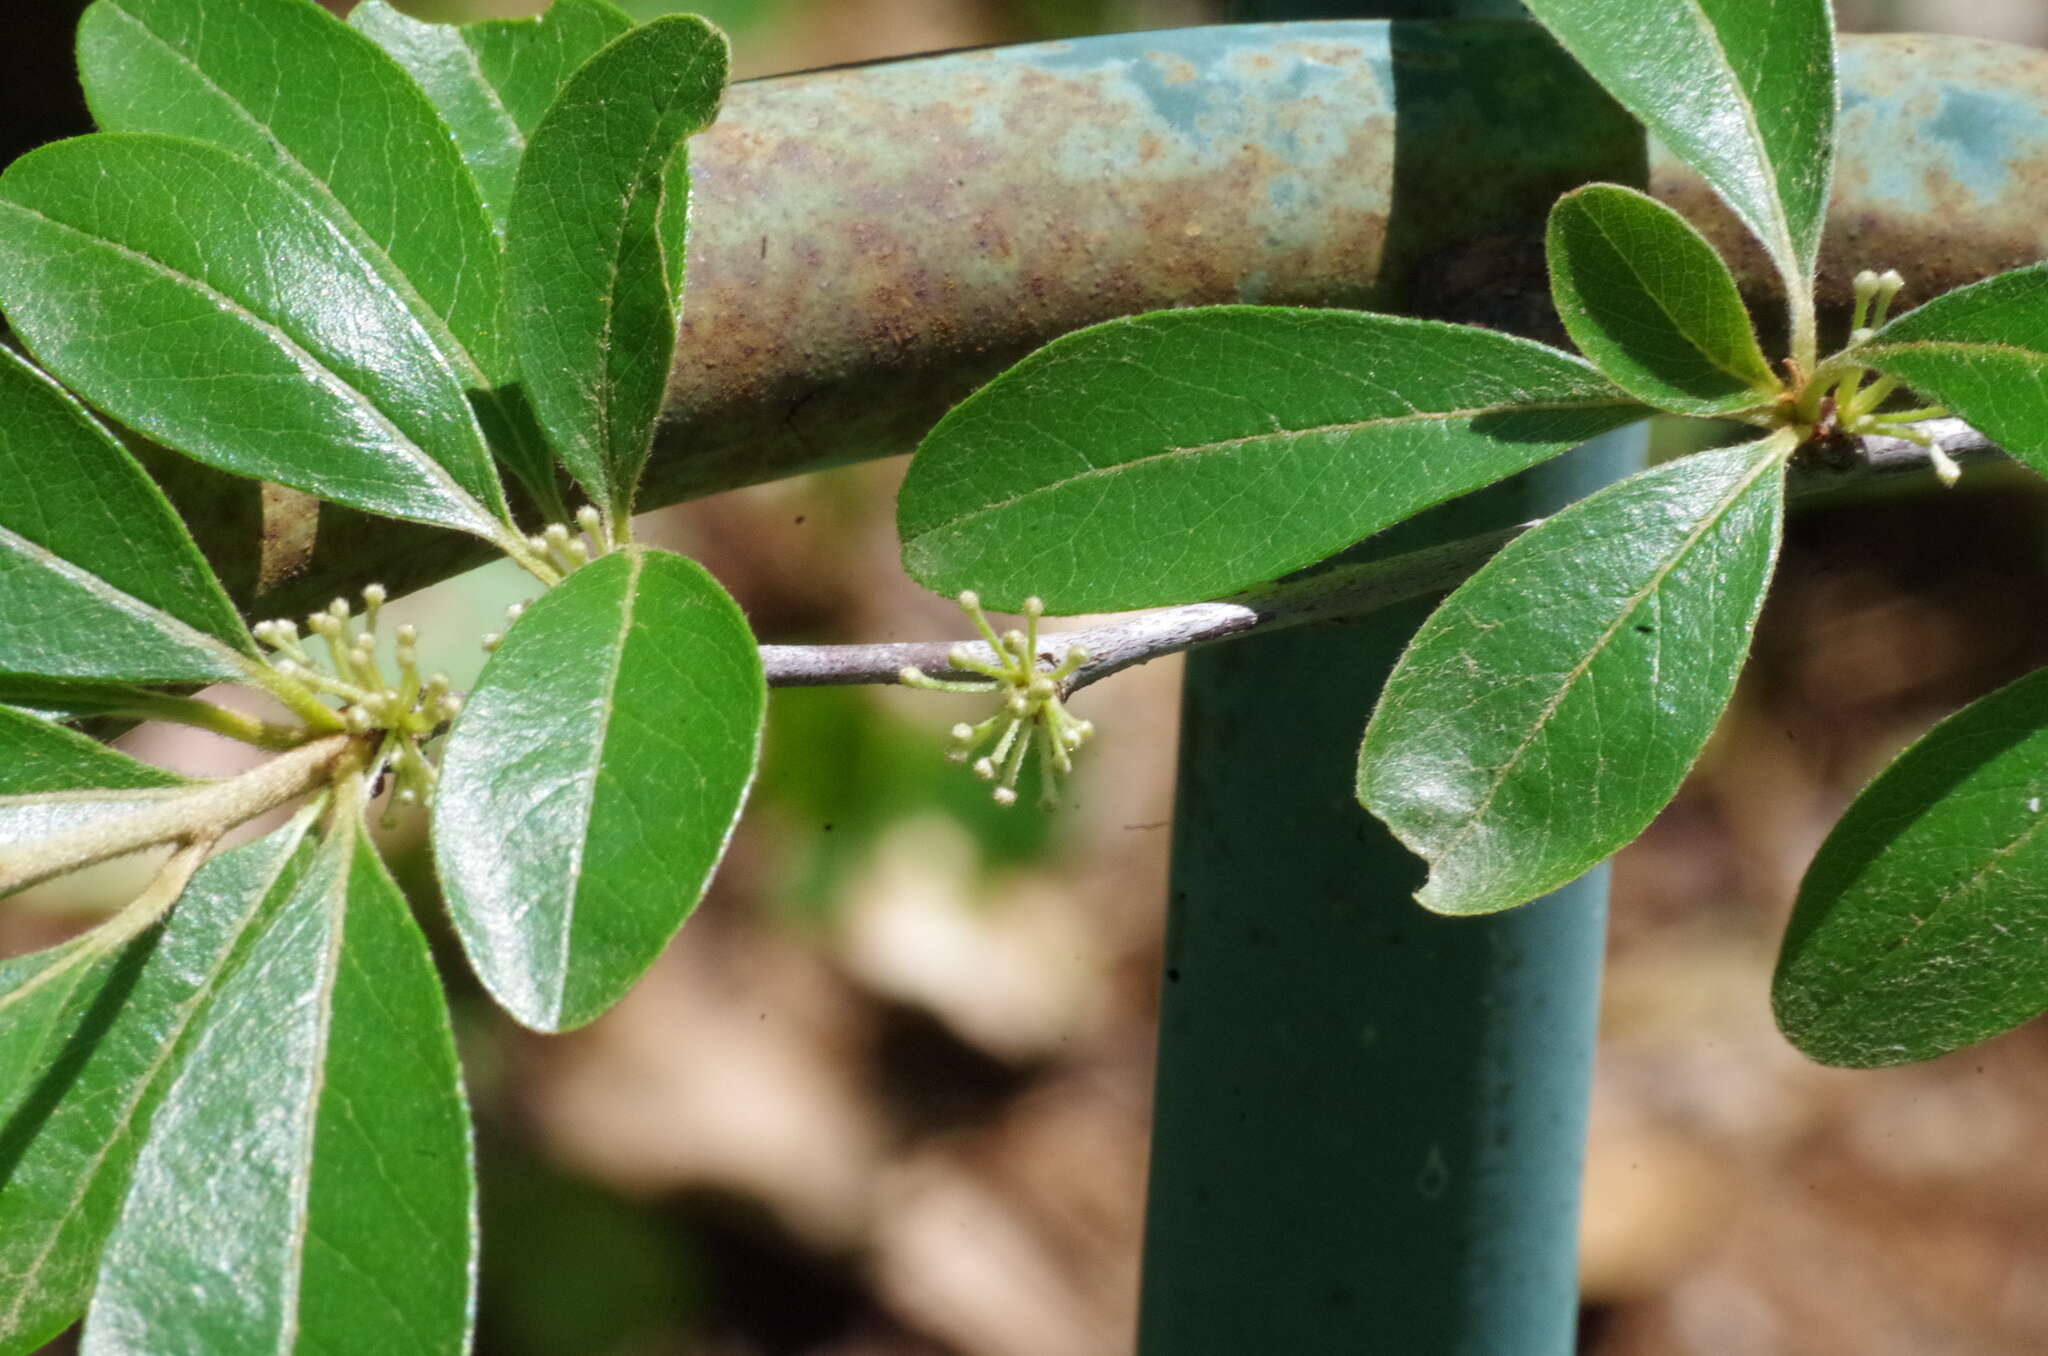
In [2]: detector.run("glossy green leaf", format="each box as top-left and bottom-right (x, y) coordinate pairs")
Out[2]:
(0, 348), (254, 687)
(897, 306), (1648, 613)
(0, 821), (311, 1355)
(350, 0), (633, 238)
(0, 705), (182, 798)
(1775, 668), (2048, 1067)
(1547, 184), (1779, 415)
(1520, 0), (1834, 304)
(0, 705), (190, 871)
(1859, 264), (2048, 472)
(0, 133), (517, 543)
(435, 547), (764, 1031)
(77, 0), (563, 510)
(80, 0), (503, 376)
(82, 820), (475, 1354)
(1359, 435), (1789, 915)
(0, 938), (105, 1130)
(507, 16), (729, 521)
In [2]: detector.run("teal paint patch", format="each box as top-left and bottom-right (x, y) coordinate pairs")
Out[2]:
(1928, 88), (2018, 196)
(1008, 22), (1388, 147)
(974, 22), (1392, 155)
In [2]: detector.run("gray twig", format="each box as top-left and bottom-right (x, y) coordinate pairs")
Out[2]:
(760, 420), (2012, 692)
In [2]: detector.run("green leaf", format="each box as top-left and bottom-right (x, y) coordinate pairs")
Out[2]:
(0, 133), (517, 543)
(0, 348), (254, 687)
(81, 819), (476, 1354)
(897, 306), (1648, 614)
(1859, 264), (2048, 471)
(1547, 184), (1779, 415)
(1520, 0), (1834, 307)
(350, 0), (633, 238)
(79, 0), (502, 376)
(0, 821), (311, 1354)
(507, 15), (729, 522)
(0, 704), (183, 797)
(0, 705), (190, 867)
(1774, 668), (2048, 1067)
(1358, 434), (1789, 916)
(77, 0), (565, 511)
(434, 547), (764, 1032)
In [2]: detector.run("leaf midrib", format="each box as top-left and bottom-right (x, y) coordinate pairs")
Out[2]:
(1802, 793), (2048, 1020)
(1863, 338), (2048, 364)
(548, 551), (643, 1025)
(1673, 0), (1803, 283)
(1578, 202), (1769, 393)
(910, 395), (1634, 541)
(458, 35), (528, 175)
(276, 840), (354, 1354)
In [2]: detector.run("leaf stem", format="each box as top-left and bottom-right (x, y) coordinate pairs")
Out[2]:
(242, 661), (350, 733)
(91, 690), (312, 750)
(92, 835), (220, 948)
(1790, 296), (1820, 378)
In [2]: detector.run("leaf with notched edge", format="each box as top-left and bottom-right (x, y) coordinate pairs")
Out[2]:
(1359, 434), (1789, 916)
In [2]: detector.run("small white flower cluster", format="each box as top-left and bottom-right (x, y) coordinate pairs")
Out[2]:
(254, 584), (458, 815)
(1836, 269), (1959, 483)
(900, 591), (1095, 809)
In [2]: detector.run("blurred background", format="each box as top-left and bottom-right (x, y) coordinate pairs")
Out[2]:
(8, 1), (2048, 1352)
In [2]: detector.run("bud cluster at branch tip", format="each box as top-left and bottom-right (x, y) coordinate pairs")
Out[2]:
(525, 504), (613, 578)
(254, 583), (460, 822)
(1826, 269), (1957, 482)
(899, 592), (1096, 808)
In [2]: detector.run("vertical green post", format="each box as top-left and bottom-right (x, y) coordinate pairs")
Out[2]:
(1135, 6), (1647, 1353)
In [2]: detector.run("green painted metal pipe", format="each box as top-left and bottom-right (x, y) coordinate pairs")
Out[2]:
(155, 26), (2048, 616)
(1137, 10), (1638, 1351)
(1141, 439), (1638, 1356)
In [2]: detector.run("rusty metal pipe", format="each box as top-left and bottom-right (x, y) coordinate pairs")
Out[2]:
(177, 26), (2048, 611)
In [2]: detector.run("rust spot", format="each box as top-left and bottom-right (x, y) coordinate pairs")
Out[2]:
(257, 482), (319, 594)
